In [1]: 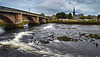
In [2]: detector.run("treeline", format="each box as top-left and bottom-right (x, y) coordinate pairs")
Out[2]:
(79, 15), (100, 19)
(98, 15), (100, 19)
(39, 12), (73, 19)
(39, 13), (51, 19)
(39, 12), (100, 20)
(79, 16), (93, 19)
(53, 12), (73, 19)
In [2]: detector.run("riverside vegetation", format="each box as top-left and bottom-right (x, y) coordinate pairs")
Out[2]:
(51, 20), (100, 25)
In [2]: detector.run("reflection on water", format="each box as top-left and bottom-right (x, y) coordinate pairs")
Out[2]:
(0, 24), (4, 34)
(0, 27), (4, 34)
(0, 23), (100, 57)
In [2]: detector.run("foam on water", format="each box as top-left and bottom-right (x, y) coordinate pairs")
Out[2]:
(43, 24), (54, 30)
(53, 40), (60, 43)
(0, 30), (85, 57)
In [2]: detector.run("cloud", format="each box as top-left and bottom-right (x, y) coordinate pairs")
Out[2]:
(0, 0), (99, 16)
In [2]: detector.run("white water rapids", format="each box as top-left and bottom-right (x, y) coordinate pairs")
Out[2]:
(0, 24), (85, 57)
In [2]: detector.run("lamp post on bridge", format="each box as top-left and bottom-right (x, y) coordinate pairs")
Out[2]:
(29, 8), (30, 12)
(27, 0), (32, 12)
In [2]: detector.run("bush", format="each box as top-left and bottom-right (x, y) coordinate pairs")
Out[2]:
(23, 20), (29, 24)
(0, 20), (4, 24)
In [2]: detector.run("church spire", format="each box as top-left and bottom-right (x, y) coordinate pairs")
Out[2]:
(73, 6), (75, 16)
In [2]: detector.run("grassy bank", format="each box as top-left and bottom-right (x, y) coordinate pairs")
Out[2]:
(51, 20), (100, 25)
(4, 23), (24, 29)
(0, 20), (4, 24)
(23, 20), (29, 24)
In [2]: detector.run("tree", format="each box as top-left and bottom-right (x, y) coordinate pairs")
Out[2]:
(98, 15), (100, 19)
(52, 15), (57, 19)
(56, 13), (60, 19)
(46, 16), (50, 19)
(79, 16), (86, 19)
(68, 13), (72, 19)
(66, 14), (69, 18)
(87, 16), (93, 19)
(40, 13), (45, 16)
(56, 12), (66, 19)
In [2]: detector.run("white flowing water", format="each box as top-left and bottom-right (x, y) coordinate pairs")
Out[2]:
(0, 24), (78, 57)
(0, 23), (100, 57)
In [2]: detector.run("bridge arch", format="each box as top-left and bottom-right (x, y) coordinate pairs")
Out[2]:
(39, 18), (44, 24)
(26, 17), (35, 24)
(0, 15), (14, 24)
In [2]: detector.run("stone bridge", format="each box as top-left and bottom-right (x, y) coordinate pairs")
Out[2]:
(0, 6), (49, 26)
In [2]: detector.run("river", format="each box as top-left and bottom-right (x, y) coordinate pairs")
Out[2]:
(0, 23), (100, 57)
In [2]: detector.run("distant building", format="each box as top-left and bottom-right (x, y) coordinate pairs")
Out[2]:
(73, 7), (84, 20)
(72, 7), (99, 21)
(86, 15), (97, 20)
(91, 15), (98, 21)
(75, 14), (84, 20)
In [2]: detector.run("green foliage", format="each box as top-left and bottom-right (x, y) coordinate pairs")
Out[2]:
(46, 16), (50, 19)
(66, 14), (69, 18)
(68, 13), (72, 19)
(79, 16), (93, 19)
(52, 15), (57, 19)
(52, 20), (57, 22)
(23, 20), (29, 24)
(87, 16), (93, 19)
(98, 15), (100, 18)
(56, 13), (60, 19)
(0, 20), (4, 23)
(55, 12), (73, 19)
(79, 16), (86, 19)
(51, 21), (100, 25)
(40, 13), (45, 16)
(4, 23), (24, 28)
(56, 12), (66, 19)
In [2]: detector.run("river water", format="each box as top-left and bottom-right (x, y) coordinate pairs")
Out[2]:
(0, 23), (100, 57)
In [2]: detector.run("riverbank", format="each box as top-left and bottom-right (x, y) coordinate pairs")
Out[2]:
(1, 19), (100, 29)
(50, 20), (100, 25)
(0, 20), (26, 28)
(0, 20), (43, 28)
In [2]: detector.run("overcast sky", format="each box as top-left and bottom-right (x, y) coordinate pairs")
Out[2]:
(0, 0), (100, 16)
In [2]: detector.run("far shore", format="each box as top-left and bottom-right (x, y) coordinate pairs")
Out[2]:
(50, 20), (100, 25)
(1, 20), (100, 25)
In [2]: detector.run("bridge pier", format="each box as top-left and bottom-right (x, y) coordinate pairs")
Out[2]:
(27, 16), (40, 27)
(39, 17), (47, 24)
(15, 13), (23, 24)
(46, 19), (48, 23)
(43, 18), (46, 23)
(35, 16), (40, 24)
(14, 13), (24, 28)
(0, 13), (24, 28)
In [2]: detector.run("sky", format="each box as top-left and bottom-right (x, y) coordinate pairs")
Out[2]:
(0, 0), (100, 16)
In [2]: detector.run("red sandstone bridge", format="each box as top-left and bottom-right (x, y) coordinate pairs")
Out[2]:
(0, 6), (50, 25)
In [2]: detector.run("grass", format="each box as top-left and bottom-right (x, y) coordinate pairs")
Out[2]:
(23, 20), (29, 24)
(4, 23), (24, 29)
(50, 20), (100, 25)
(0, 20), (4, 24)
